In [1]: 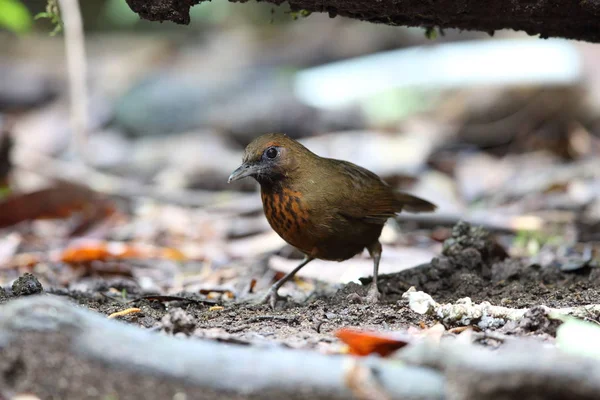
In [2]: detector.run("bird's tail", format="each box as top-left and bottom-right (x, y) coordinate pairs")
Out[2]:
(393, 192), (436, 213)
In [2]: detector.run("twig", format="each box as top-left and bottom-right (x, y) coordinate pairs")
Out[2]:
(107, 307), (141, 319)
(226, 324), (249, 333)
(246, 315), (300, 324)
(57, 0), (88, 164)
(128, 295), (218, 306)
(49, 0), (247, 209)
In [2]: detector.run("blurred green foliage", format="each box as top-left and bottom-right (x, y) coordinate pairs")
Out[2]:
(0, 186), (10, 200)
(363, 88), (438, 125)
(513, 229), (562, 256)
(289, 9), (312, 20)
(102, 0), (140, 27)
(0, 0), (32, 33)
(0, 0), (304, 34)
(34, 0), (62, 36)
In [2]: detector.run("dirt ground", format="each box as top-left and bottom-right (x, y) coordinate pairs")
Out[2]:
(2, 222), (596, 349)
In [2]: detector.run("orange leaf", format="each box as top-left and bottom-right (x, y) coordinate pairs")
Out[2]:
(160, 247), (187, 261)
(335, 328), (409, 357)
(60, 244), (111, 263)
(59, 241), (187, 264)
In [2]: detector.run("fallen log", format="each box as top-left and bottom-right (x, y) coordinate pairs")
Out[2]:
(0, 295), (443, 399)
(125, 0), (600, 43)
(3, 295), (600, 399)
(398, 340), (600, 400)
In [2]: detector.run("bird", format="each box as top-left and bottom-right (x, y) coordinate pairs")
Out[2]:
(228, 133), (436, 308)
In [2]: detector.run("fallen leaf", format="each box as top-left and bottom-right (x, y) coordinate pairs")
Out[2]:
(0, 183), (115, 234)
(335, 328), (409, 357)
(107, 307), (141, 319)
(59, 241), (187, 264)
(448, 326), (478, 334)
(0, 129), (13, 189)
(249, 278), (257, 293)
(60, 244), (111, 263)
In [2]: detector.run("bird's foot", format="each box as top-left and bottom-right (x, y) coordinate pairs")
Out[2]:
(365, 283), (381, 304)
(261, 287), (286, 310)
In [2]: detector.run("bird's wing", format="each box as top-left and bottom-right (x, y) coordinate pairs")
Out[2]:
(326, 160), (399, 224)
(326, 160), (436, 224)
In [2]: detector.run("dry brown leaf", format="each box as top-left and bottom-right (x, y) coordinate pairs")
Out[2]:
(0, 129), (13, 188)
(0, 183), (115, 234)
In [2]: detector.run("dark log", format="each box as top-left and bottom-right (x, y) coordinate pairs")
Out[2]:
(125, 0), (600, 43)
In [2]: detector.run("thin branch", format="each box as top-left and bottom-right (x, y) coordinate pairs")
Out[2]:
(57, 0), (89, 164)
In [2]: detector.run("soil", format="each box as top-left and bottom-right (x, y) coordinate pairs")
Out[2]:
(2, 222), (598, 349)
(2, 221), (600, 398)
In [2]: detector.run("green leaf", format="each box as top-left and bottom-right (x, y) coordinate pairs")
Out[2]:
(34, 12), (50, 20)
(425, 27), (438, 40)
(33, 0), (62, 36)
(0, 0), (32, 33)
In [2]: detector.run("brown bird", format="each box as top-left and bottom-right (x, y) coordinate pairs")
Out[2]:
(228, 133), (436, 308)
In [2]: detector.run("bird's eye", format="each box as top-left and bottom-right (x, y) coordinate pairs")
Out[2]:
(265, 147), (278, 159)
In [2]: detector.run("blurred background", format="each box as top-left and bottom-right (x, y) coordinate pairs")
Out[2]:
(1, 0), (600, 297)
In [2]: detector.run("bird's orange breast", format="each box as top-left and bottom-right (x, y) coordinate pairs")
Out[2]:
(261, 188), (312, 253)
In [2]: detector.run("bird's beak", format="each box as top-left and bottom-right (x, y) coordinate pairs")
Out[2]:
(228, 163), (258, 183)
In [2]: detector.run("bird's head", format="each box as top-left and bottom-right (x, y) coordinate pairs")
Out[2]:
(228, 133), (311, 185)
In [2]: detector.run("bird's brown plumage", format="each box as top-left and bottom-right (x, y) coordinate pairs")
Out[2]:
(229, 133), (436, 307)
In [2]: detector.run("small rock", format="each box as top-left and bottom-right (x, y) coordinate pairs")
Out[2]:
(0, 286), (10, 303)
(12, 273), (43, 296)
(346, 293), (363, 304)
(442, 221), (508, 268)
(0, 63), (57, 111)
(160, 308), (196, 335)
(518, 306), (559, 335)
(442, 221), (491, 257)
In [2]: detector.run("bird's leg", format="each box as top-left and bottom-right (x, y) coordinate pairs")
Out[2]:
(262, 256), (314, 309)
(366, 241), (382, 304)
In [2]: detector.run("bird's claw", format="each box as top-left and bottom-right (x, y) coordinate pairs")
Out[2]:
(365, 284), (381, 304)
(261, 288), (285, 310)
